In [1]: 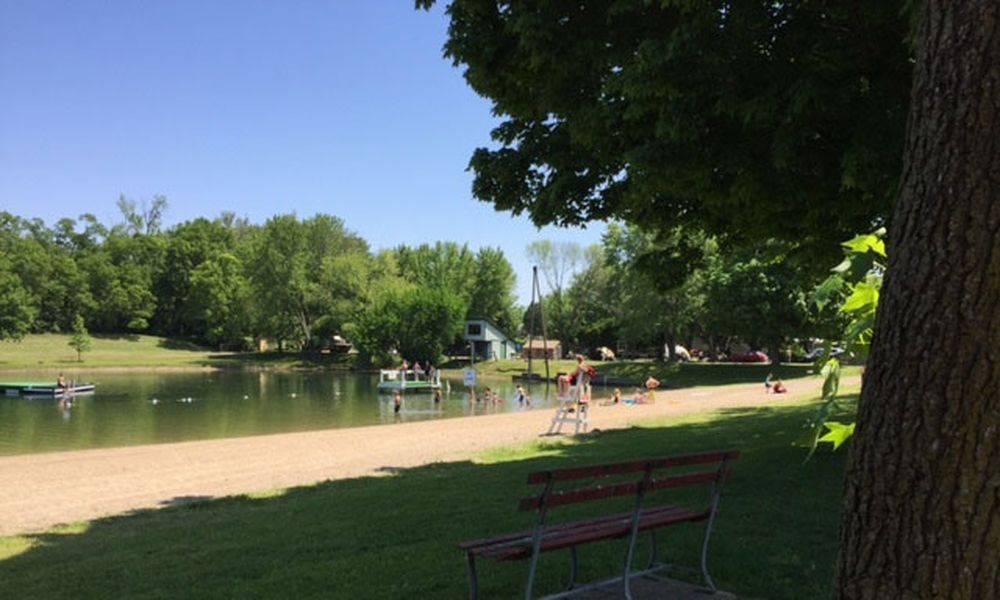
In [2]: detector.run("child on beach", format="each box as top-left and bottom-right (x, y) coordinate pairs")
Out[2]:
(599, 388), (622, 406)
(644, 376), (660, 403)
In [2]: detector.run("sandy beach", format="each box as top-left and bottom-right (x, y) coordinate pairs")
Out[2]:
(0, 376), (853, 536)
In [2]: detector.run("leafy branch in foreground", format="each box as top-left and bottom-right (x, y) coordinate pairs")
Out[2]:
(805, 229), (885, 458)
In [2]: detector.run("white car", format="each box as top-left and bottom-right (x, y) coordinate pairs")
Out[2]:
(804, 347), (844, 361)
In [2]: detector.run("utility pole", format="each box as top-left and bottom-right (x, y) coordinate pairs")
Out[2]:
(525, 266), (550, 381)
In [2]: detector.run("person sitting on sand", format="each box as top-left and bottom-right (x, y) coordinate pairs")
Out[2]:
(622, 389), (647, 405)
(600, 388), (622, 406)
(645, 376), (660, 403)
(773, 379), (788, 394)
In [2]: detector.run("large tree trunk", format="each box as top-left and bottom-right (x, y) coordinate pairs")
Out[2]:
(834, 2), (1000, 598)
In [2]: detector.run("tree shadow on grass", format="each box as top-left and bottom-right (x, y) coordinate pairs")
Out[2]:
(196, 352), (356, 370)
(92, 333), (141, 343)
(0, 403), (851, 600)
(156, 338), (212, 352)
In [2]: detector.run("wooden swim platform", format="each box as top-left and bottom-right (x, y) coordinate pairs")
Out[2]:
(0, 381), (96, 397)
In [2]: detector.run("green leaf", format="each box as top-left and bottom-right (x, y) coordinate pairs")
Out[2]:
(818, 421), (856, 450)
(813, 275), (844, 310)
(841, 282), (879, 313)
(831, 257), (852, 274)
(842, 233), (886, 257)
(819, 358), (841, 399)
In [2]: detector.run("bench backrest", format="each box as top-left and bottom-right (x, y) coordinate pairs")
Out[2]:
(519, 450), (739, 512)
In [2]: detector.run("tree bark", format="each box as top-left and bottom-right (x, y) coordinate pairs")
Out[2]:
(834, 2), (1000, 598)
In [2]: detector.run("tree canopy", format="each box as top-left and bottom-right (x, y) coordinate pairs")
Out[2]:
(418, 0), (912, 259)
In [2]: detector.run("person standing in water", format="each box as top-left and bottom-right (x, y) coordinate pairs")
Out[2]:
(514, 385), (526, 406)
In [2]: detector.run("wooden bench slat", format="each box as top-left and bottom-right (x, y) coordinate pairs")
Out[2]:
(484, 506), (708, 561)
(519, 480), (639, 511)
(519, 467), (726, 511)
(458, 511), (639, 552)
(647, 469), (724, 492)
(525, 450), (740, 484)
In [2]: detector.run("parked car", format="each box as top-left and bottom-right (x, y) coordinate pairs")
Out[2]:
(804, 347), (844, 361)
(728, 351), (769, 363)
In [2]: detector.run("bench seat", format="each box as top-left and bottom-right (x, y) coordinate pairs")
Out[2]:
(462, 505), (709, 562)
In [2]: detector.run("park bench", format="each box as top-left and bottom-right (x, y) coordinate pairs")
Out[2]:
(459, 449), (739, 599)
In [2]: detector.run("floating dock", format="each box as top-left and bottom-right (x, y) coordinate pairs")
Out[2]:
(0, 382), (96, 397)
(376, 370), (442, 393)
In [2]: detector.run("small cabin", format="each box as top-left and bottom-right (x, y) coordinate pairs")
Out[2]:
(463, 317), (516, 361)
(523, 339), (562, 360)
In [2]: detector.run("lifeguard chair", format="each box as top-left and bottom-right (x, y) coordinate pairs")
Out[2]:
(546, 372), (590, 435)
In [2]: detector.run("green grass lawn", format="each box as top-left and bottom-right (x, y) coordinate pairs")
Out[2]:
(0, 393), (855, 599)
(0, 334), (352, 370)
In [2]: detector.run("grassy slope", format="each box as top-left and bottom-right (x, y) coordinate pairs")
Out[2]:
(0, 334), (346, 370)
(0, 392), (857, 600)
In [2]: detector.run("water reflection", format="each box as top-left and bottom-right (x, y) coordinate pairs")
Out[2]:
(0, 371), (559, 456)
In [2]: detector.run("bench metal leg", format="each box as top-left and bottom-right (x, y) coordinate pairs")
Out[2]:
(467, 552), (479, 600)
(700, 492), (722, 592)
(622, 527), (640, 600)
(566, 546), (579, 590)
(647, 530), (660, 569)
(525, 532), (546, 599)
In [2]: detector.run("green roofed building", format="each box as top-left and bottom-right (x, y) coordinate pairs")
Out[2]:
(463, 317), (516, 361)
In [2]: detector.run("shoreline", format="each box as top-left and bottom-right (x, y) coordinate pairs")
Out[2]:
(0, 375), (857, 537)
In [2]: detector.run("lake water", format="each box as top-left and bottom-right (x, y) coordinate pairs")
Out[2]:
(0, 371), (562, 456)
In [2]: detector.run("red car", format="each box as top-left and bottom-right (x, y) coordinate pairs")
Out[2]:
(728, 351), (769, 363)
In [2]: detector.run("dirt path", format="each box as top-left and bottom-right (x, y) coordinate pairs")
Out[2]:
(0, 377), (855, 536)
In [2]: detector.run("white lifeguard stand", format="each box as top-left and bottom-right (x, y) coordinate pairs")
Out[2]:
(546, 373), (590, 435)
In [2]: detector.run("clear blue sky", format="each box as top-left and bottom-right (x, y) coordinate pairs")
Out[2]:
(0, 1), (604, 303)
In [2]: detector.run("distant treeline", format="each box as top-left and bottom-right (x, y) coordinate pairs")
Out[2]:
(0, 198), (518, 364)
(1, 199), (840, 363)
